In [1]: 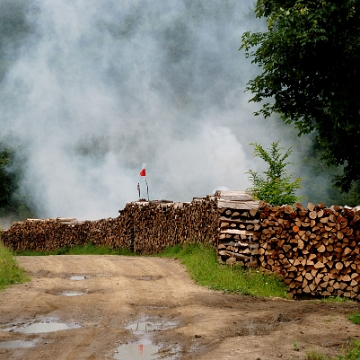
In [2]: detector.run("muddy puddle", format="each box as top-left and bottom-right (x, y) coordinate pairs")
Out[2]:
(69, 275), (89, 281)
(126, 319), (177, 333)
(114, 317), (179, 359)
(4, 318), (81, 334)
(0, 340), (37, 349)
(114, 342), (178, 360)
(61, 291), (85, 296)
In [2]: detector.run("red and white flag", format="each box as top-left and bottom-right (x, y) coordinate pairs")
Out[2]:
(139, 163), (146, 177)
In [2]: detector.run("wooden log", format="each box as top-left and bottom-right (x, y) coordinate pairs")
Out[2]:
(218, 250), (251, 260)
(215, 190), (254, 201)
(217, 200), (263, 211)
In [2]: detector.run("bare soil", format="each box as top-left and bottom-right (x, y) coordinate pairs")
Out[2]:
(0, 255), (359, 360)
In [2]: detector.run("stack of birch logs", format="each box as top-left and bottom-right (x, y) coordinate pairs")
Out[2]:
(216, 190), (266, 267)
(258, 202), (360, 300)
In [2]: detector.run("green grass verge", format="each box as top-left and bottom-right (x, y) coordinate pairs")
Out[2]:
(15, 243), (136, 256)
(159, 244), (288, 298)
(306, 340), (360, 360)
(348, 313), (360, 325)
(0, 242), (29, 290)
(339, 340), (360, 360)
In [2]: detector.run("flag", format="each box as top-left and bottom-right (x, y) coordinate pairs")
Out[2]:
(139, 163), (146, 177)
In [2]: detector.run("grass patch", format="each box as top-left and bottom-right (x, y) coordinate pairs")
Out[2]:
(347, 313), (360, 325)
(0, 241), (29, 290)
(306, 340), (360, 360)
(159, 244), (288, 298)
(306, 351), (328, 360)
(338, 340), (360, 360)
(319, 296), (353, 303)
(15, 243), (136, 256)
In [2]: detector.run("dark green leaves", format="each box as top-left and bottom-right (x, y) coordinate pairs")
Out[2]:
(241, 0), (360, 192)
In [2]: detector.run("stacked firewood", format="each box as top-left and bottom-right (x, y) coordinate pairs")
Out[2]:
(216, 190), (266, 267)
(1, 196), (219, 254)
(258, 202), (360, 300)
(1, 212), (133, 252)
(130, 196), (219, 254)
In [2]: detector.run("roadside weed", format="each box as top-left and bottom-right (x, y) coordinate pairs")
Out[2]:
(347, 313), (360, 325)
(0, 241), (29, 290)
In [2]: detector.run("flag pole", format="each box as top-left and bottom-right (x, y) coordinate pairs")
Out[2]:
(145, 178), (149, 201)
(137, 183), (141, 200)
(139, 163), (149, 201)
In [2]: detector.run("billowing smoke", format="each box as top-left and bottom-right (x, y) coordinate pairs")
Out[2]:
(0, 0), (297, 220)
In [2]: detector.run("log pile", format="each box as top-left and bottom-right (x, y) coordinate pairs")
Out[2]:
(258, 202), (360, 300)
(1, 212), (133, 252)
(130, 196), (219, 254)
(2, 189), (359, 301)
(1, 196), (219, 254)
(216, 190), (265, 267)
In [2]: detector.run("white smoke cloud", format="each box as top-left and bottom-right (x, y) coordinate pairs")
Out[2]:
(0, 0), (298, 220)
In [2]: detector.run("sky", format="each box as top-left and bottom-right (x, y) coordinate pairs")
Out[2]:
(0, 0), (301, 220)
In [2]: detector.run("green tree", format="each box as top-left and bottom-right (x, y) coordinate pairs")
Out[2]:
(247, 141), (302, 205)
(0, 144), (34, 220)
(240, 1), (360, 192)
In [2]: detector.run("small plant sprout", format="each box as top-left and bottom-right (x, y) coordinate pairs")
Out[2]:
(293, 341), (299, 351)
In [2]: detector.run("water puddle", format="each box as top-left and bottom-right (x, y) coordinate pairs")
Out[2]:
(114, 317), (179, 359)
(0, 340), (37, 348)
(126, 319), (177, 333)
(61, 291), (85, 297)
(138, 305), (170, 311)
(69, 275), (89, 281)
(114, 342), (177, 360)
(5, 319), (81, 334)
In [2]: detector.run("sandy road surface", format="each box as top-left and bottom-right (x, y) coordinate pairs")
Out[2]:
(0, 255), (359, 360)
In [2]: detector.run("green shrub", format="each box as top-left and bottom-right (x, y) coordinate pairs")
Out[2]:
(247, 141), (302, 206)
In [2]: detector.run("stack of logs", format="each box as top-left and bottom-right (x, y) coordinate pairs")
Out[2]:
(1, 196), (219, 254)
(2, 190), (360, 301)
(2, 212), (135, 252)
(216, 190), (265, 267)
(128, 196), (219, 254)
(258, 202), (360, 300)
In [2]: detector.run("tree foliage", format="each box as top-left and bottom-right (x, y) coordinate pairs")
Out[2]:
(240, 0), (360, 192)
(247, 141), (302, 205)
(0, 144), (34, 220)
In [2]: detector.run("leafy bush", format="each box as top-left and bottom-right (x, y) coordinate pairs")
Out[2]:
(247, 141), (302, 205)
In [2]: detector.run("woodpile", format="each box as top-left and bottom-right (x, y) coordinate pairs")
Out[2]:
(1, 196), (219, 254)
(216, 190), (265, 267)
(2, 189), (359, 301)
(130, 196), (219, 254)
(1, 212), (133, 252)
(258, 202), (360, 300)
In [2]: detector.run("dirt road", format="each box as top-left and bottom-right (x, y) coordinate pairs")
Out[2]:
(0, 255), (359, 360)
